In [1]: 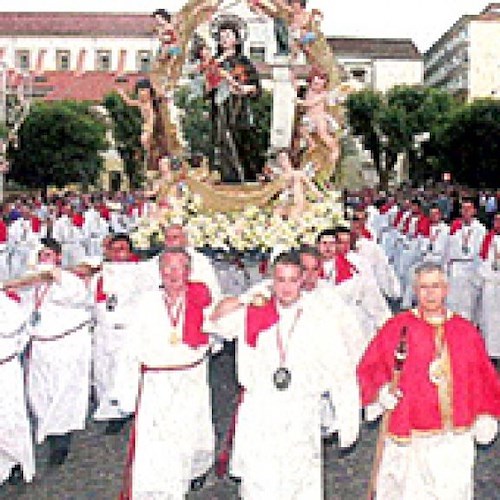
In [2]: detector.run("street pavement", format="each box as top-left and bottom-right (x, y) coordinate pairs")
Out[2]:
(1, 342), (499, 500)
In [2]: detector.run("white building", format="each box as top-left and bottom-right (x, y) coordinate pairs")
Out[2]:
(328, 37), (423, 92)
(425, 3), (500, 101)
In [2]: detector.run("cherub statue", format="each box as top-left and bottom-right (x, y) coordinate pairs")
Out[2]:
(273, 148), (322, 220)
(116, 79), (155, 153)
(249, 0), (318, 61)
(296, 67), (341, 169)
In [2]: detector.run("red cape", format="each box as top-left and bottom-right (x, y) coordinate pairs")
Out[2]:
(357, 311), (500, 439)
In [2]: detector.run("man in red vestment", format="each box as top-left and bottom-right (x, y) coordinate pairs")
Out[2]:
(358, 262), (500, 499)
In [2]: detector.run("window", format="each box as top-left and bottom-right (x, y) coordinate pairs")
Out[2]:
(56, 50), (71, 71)
(137, 50), (152, 72)
(249, 46), (266, 63)
(351, 68), (367, 82)
(96, 50), (112, 71)
(15, 50), (30, 71)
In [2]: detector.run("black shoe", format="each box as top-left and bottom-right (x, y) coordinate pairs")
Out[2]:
(104, 418), (128, 435)
(190, 473), (207, 492)
(7, 464), (23, 485)
(48, 447), (69, 467)
(48, 434), (71, 467)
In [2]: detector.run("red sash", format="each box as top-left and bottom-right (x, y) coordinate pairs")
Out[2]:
(245, 297), (278, 347)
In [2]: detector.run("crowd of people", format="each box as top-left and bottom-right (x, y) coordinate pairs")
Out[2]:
(0, 185), (499, 499)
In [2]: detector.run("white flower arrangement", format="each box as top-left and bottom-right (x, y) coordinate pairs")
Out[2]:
(130, 189), (344, 254)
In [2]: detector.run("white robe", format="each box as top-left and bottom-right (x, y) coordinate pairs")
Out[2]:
(211, 297), (360, 500)
(127, 290), (215, 500)
(26, 270), (92, 443)
(445, 220), (486, 321)
(0, 294), (34, 485)
(52, 215), (86, 267)
(477, 234), (500, 358)
(92, 262), (142, 420)
(376, 432), (474, 500)
(356, 238), (401, 299)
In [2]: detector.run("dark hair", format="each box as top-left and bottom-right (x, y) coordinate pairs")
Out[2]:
(216, 20), (243, 56)
(40, 237), (62, 255)
(110, 233), (133, 250)
(273, 251), (301, 269)
(298, 245), (320, 260)
(152, 9), (171, 21)
(316, 228), (337, 243)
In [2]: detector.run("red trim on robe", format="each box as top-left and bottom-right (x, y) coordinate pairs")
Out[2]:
(480, 231), (496, 260)
(95, 275), (107, 303)
(4, 289), (21, 303)
(335, 254), (357, 285)
(245, 297), (278, 347)
(357, 311), (500, 438)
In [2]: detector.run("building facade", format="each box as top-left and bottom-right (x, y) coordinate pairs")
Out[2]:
(424, 3), (500, 101)
(328, 37), (423, 93)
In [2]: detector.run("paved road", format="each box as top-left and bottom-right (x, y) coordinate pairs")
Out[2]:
(2, 344), (499, 500)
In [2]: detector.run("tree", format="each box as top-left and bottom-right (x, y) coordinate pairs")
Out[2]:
(346, 86), (457, 189)
(103, 92), (144, 188)
(438, 99), (500, 188)
(8, 100), (107, 194)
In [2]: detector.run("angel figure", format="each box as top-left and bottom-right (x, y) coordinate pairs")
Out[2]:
(296, 68), (341, 169)
(273, 148), (322, 220)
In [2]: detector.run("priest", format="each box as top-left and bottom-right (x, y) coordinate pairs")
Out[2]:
(358, 262), (500, 500)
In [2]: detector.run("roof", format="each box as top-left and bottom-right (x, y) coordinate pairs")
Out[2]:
(426, 3), (500, 55)
(38, 71), (144, 102)
(327, 37), (422, 60)
(0, 12), (155, 37)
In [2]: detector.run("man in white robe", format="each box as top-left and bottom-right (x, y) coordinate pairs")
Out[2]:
(120, 248), (216, 499)
(445, 199), (486, 321)
(477, 212), (500, 363)
(52, 207), (85, 268)
(91, 235), (142, 433)
(209, 252), (360, 499)
(318, 228), (391, 346)
(25, 238), (92, 466)
(83, 204), (109, 257)
(0, 291), (34, 485)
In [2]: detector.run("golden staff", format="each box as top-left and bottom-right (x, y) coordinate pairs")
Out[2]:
(367, 325), (408, 500)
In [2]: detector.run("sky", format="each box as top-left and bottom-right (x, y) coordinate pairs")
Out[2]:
(1, 0), (491, 52)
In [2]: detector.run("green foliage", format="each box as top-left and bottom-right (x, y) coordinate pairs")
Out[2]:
(346, 86), (457, 189)
(8, 100), (107, 191)
(103, 92), (143, 188)
(438, 99), (500, 188)
(0, 122), (7, 139)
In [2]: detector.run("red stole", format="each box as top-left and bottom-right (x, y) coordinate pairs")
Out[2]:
(0, 220), (7, 243)
(30, 216), (41, 233)
(319, 255), (357, 285)
(72, 213), (84, 228)
(182, 282), (212, 348)
(417, 216), (431, 237)
(393, 210), (405, 228)
(450, 218), (463, 236)
(361, 227), (373, 240)
(246, 297), (278, 348)
(480, 231), (497, 260)
(357, 311), (500, 439)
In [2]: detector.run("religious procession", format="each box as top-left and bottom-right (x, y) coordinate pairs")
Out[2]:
(0, 1), (499, 499)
